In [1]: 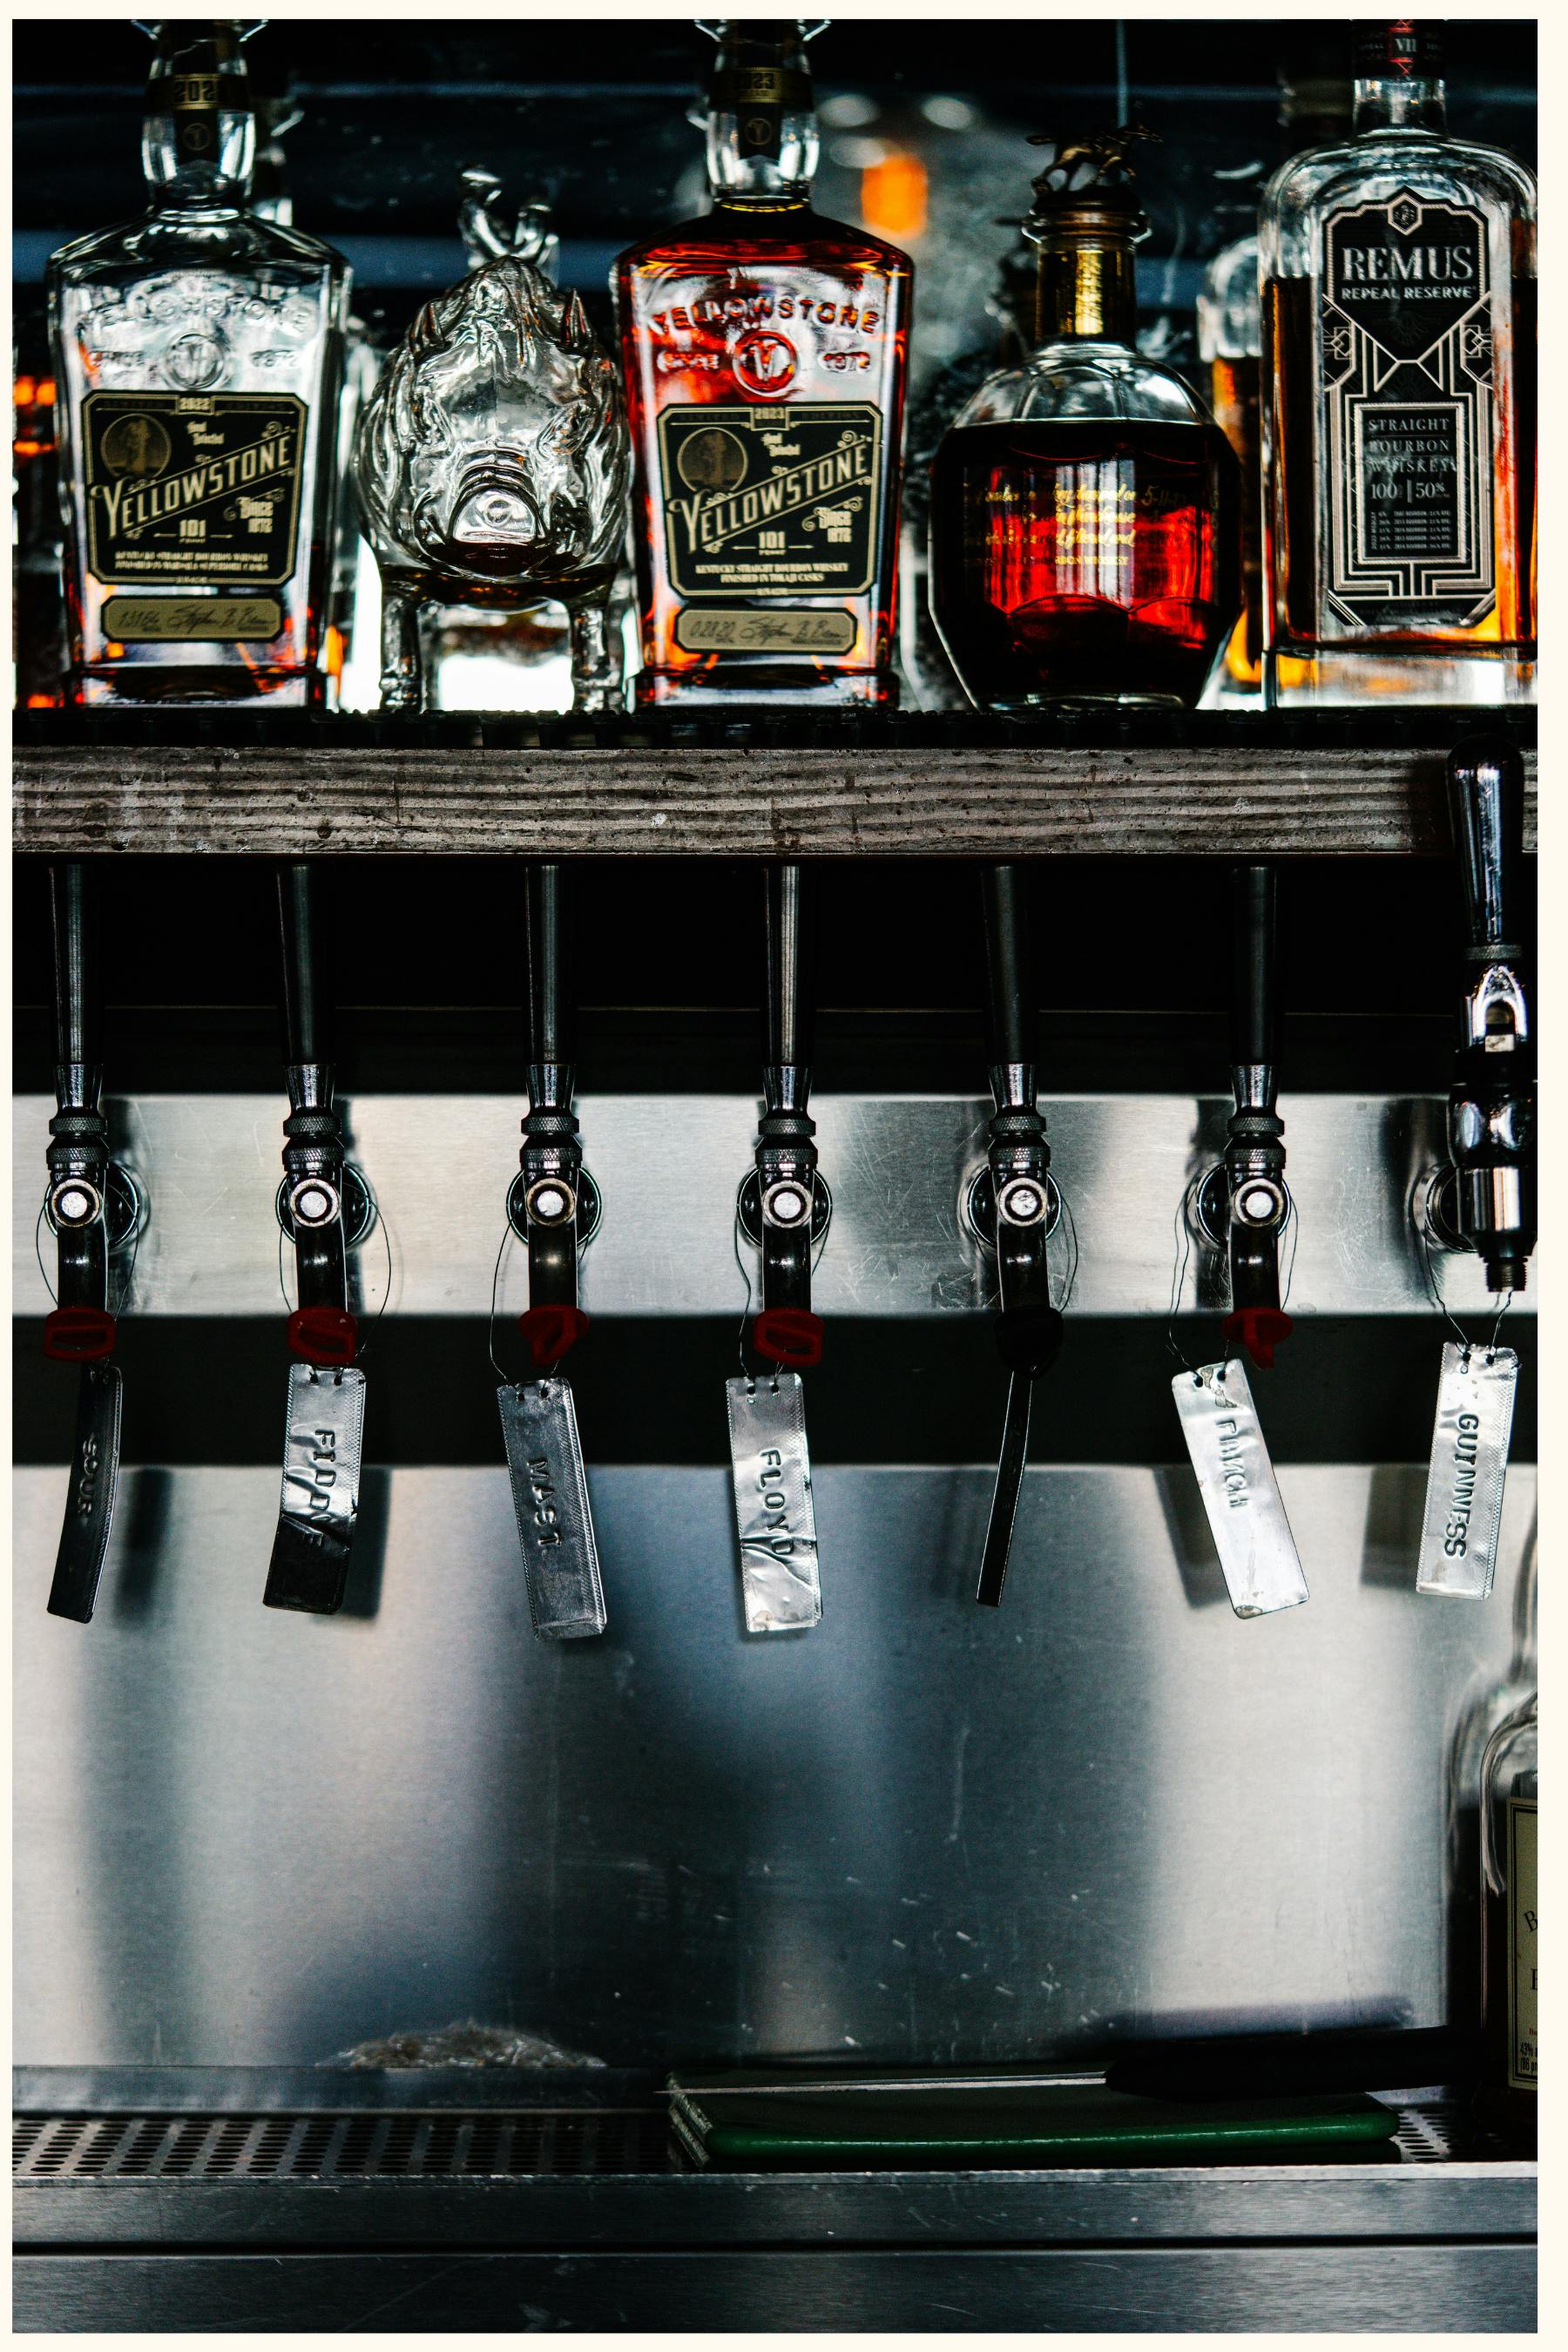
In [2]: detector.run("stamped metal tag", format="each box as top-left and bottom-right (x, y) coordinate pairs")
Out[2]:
(498, 1379), (606, 1641)
(1416, 1343), (1518, 1600)
(265, 1363), (366, 1615)
(47, 1363), (125, 1624)
(725, 1372), (821, 1633)
(1172, 1358), (1309, 1619)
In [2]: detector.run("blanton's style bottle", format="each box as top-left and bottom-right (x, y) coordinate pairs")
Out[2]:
(614, 20), (913, 706)
(1259, 19), (1536, 706)
(929, 128), (1240, 710)
(48, 20), (349, 705)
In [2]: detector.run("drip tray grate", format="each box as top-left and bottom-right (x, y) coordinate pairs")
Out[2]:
(13, 2102), (1520, 2183)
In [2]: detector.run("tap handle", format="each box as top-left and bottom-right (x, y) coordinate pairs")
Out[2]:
(1230, 862), (1278, 1078)
(526, 861), (574, 1079)
(518, 860), (585, 1337)
(1448, 736), (1525, 962)
(982, 862), (1033, 1077)
(51, 861), (101, 1080)
(754, 862), (821, 1362)
(764, 861), (814, 1084)
(276, 860), (334, 1071)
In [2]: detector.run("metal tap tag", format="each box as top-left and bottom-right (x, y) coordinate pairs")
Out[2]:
(498, 1379), (606, 1640)
(265, 1363), (366, 1615)
(1416, 1343), (1518, 1600)
(726, 1372), (821, 1633)
(1172, 1358), (1309, 1619)
(47, 1363), (124, 1624)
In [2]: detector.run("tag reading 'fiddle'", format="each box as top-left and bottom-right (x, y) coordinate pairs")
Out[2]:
(265, 1362), (366, 1614)
(726, 1371), (821, 1632)
(1416, 1343), (1518, 1600)
(1172, 1358), (1309, 1619)
(498, 1378), (606, 1641)
(47, 1363), (124, 1624)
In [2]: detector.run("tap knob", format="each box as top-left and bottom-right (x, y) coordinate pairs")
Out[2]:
(1445, 737), (1533, 1294)
(1222, 862), (1291, 1369)
(516, 862), (591, 1369)
(753, 861), (823, 1366)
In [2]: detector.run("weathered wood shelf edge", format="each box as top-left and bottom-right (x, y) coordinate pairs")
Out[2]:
(12, 740), (1538, 858)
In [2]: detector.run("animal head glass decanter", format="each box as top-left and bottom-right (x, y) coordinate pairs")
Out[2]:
(352, 179), (631, 713)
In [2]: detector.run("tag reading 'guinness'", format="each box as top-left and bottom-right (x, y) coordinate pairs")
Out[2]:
(498, 1379), (606, 1640)
(47, 1363), (124, 1624)
(726, 1372), (821, 1632)
(1172, 1358), (1309, 1619)
(1416, 1342), (1518, 1599)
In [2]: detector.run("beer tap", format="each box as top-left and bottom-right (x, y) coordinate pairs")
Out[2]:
(972, 863), (1062, 1609)
(44, 862), (142, 1621)
(264, 862), (368, 1614)
(1196, 862), (1293, 1370)
(497, 862), (606, 1639)
(1432, 737), (1534, 1294)
(727, 861), (828, 1633)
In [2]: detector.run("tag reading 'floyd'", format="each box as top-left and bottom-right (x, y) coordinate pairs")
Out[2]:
(265, 1363), (367, 1614)
(1416, 1343), (1518, 1600)
(47, 1363), (124, 1624)
(498, 1379), (606, 1641)
(1172, 1358), (1309, 1619)
(726, 1372), (821, 1632)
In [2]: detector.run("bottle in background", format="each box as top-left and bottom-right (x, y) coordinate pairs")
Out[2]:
(48, 19), (350, 706)
(1479, 1676), (1538, 2146)
(1258, 18), (1535, 708)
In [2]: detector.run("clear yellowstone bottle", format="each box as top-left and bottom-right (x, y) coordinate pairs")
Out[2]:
(614, 19), (912, 706)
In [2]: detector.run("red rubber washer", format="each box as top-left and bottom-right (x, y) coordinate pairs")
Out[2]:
(754, 1307), (824, 1369)
(288, 1305), (359, 1366)
(519, 1303), (588, 1370)
(1224, 1306), (1294, 1371)
(44, 1305), (117, 1362)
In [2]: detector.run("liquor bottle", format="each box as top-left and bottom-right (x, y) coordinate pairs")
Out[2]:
(1479, 1683), (1537, 2144)
(614, 20), (913, 707)
(929, 128), (1241, 712)
(47, 21), (350, 706)
(1197, 74), (1352, 695)
(1259, 20), (1536, 707)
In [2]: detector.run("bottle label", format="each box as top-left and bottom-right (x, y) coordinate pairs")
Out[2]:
(1507, 1796), (1537, 2088)
(81, 390), (306, 592)
(1416, 1342), (1518, 1599)
(168, 68), (222, 166)
(657, 402), (882, 599)
(711, 64), (811, 163)
(1320, 192), (1497, 624)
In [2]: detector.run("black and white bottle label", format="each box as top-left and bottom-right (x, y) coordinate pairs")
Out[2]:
(658, 402), (882, 600)
(83, 389), (306, 597)
(1320, 191), (1497, 625)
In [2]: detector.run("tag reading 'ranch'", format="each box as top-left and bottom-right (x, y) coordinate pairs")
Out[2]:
(498, 1379), (606, 1641)
(726, 1372), (821, 1632)
(1416, 1342), (1518, 1599)
(1172, 1358), (1309, 1619)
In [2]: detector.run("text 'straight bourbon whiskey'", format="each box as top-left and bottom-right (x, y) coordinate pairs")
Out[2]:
(1260, 20), (1536, 707)
(614, 20), (912, 706)
(49, 20), (349, 705)
(929, 128), (1240, 711)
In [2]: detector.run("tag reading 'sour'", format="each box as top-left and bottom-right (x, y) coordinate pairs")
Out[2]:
(498, 1378), (606, 1640)
(1416, 1343), (1518, 1600)
(265, 1362), (367, 1614)
(1172, 1358), (1309, 1619)
(725, 1372), (821, 1632)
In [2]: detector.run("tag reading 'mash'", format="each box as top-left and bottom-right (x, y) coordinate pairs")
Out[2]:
(726, 1372), (821, 1632)
(1172, 1358), (1309, 1619)
(498, 1379), (606, 1640)
(1416, 1342), (1518, 1599)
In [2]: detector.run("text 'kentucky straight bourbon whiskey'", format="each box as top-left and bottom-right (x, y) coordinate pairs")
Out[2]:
(1260, 20), (1536, 706)
(48, 20), (349, 705)
(614, 20), (912, 705)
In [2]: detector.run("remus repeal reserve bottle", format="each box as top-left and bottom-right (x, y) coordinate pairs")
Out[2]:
(48, 22), (350, 705)
(1259, 20), (1536, 706)
(929, 128), (1240, 711)
(614, 20), (912, 706)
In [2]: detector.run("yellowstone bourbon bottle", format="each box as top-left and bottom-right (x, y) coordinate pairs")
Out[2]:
(1259, 20), (1536, 706)
(929, 128), (1240, 711)
(614, 20), (912, 706)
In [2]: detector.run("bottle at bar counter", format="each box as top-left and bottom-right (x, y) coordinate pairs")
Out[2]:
(47, 21), (350, 705)
(1197, 71), (1353, 698)
(614, 19), (913, 706)
(1479, 1683), (1537, 2146)
(1259, 19), (1536, 707)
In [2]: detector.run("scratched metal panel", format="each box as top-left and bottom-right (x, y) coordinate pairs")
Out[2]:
(12, 1093), (1524, 1318)
(13, 1463), (1531, 2070)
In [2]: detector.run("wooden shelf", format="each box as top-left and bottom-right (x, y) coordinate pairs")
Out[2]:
(12, 719), (1538, 859)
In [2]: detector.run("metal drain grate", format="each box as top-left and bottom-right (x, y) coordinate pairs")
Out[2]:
(1388, 2104), (1526, 2165)
(13, 2108), (676, 2181)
